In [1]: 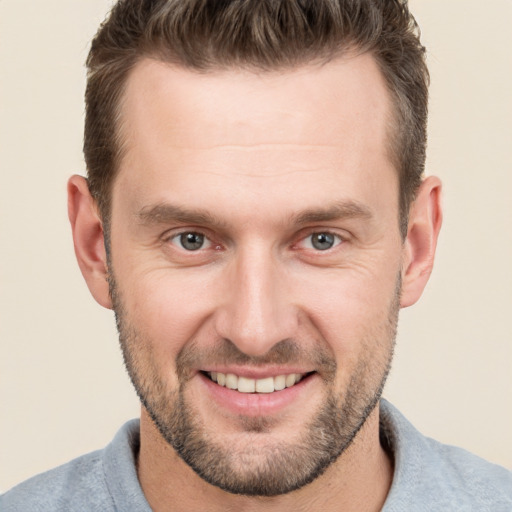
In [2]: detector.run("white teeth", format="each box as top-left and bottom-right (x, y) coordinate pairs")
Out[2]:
(225, 373), (238, 390)
(273, 375), (286, 391)
(207, 372), (306, 393)
(255, 377), (274, 393)
(285, 374), (297, 388)
(237, 376), (256, 393)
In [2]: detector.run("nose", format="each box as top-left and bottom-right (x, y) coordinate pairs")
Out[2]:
(214, 244), (299, 357)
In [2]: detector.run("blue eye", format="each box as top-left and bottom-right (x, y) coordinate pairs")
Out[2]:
(173, 232), (210, 251)
(305, 232), (341, 251)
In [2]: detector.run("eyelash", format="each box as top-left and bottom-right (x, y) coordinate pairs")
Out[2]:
(167, 231), (215, 251)
(297, 231), (343, 251)
(164, 229), (345, 253)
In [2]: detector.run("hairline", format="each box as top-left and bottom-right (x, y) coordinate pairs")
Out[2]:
(100, 48), (411, 240)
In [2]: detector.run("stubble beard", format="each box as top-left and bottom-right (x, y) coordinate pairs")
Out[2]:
(109, 273), (399, 497)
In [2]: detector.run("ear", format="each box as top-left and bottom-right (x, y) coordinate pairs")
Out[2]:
(67, 175), (112, 309)
(400, 176), (443, 308)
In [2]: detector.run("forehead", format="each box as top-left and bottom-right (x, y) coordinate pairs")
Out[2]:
(114, 54), (397, 224)
(119, 53), (392, 151)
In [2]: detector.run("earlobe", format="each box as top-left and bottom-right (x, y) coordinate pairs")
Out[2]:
(67, 175), (112, 309)
(400, 176), (443, 308)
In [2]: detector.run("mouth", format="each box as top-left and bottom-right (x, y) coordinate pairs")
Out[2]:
(202, 371), (314, 394)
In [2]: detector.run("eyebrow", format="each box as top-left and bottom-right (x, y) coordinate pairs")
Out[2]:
(290, 200), (373, 225)
(136, 203), (228, 228)
(136, 199), (373, 229)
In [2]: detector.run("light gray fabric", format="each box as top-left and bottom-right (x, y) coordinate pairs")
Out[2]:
(1, 418), (151, 512)
(2, 400), (511, 511)
(379, 402), (512, 511)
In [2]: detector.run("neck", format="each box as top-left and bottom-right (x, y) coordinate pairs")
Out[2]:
(137, 404), (393, 512)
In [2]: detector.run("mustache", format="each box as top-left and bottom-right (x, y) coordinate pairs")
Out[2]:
(176, 338), (337, 382)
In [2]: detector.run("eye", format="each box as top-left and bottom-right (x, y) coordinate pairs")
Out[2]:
(303, 232), (342, 251)
(170, 232), (211, 251)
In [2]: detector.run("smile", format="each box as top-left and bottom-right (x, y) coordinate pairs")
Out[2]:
(206, 371), (309, 393)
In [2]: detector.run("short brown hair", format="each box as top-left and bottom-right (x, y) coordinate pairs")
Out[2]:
(84, 0), (428, 236)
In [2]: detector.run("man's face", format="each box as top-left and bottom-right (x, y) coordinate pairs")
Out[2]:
(108, 54), (405, 495)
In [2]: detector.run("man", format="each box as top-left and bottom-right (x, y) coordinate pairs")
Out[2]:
(1, 0), (511, 510)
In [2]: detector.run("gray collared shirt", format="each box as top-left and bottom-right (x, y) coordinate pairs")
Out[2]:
(2, 400), (511, 511)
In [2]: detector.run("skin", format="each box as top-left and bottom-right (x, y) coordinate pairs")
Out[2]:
(68, 53), (442, 511)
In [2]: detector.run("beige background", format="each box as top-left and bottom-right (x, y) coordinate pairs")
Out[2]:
(1, 0), (511, 492)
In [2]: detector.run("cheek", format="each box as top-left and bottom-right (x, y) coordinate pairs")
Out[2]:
(122, 269), (220, 355)
(296, 266), (400, 352)
(302, 277), (398, 395)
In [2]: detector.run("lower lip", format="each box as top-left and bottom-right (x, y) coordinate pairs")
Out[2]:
(198, 372), (316, 417)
